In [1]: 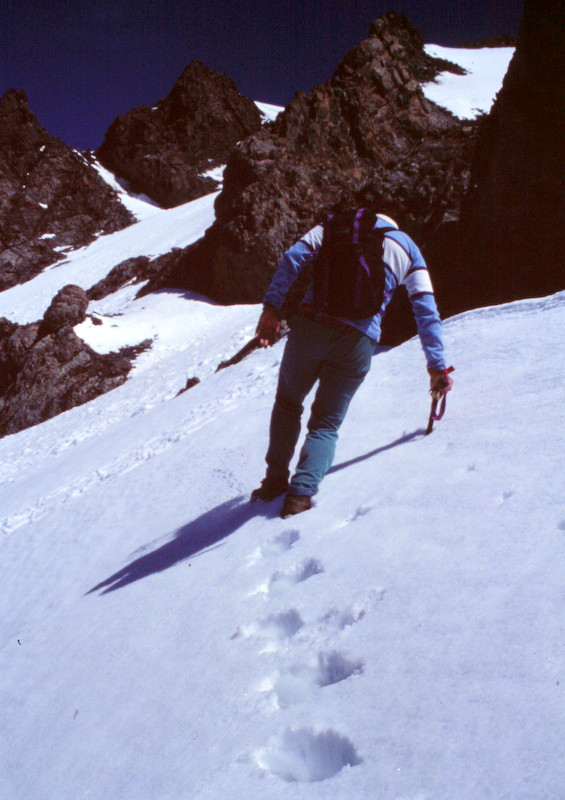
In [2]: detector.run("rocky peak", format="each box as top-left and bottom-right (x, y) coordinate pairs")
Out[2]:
(145, 12), (474, 305)
(0, 90), (134, 292)
(96, 60), (263, 208)
(364, 12), (464, 83)
(0, 90), (46, 176)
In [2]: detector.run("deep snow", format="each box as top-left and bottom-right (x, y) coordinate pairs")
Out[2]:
(1, 44), (563, 800)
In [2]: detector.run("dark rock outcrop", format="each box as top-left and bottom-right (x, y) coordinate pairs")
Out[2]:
(86, 256), (153, 301)
(0, 91), (134, 292)
(86, 250), (185, 301)
(176, 377), (200, 396)
(0, 285), (151, 437)
(96, 60), (263, 208)
(143, 13), (475, 308)
(458, 0), (564, 310)
(41, 283), (90, 333)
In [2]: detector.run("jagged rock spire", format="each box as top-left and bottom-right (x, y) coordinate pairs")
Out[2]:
(96, 60), (263, 208)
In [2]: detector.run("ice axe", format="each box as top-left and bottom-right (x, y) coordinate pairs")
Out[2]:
(215, 322), (290, 373)
(215, 336), (262, 372)
(425, 366), (455, 435)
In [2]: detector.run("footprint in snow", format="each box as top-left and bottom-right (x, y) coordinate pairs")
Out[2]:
(352, 504), (375, 521)
(497, 488), (516, 504)
(331, 504), (374, 529)
(260, 650), (364, 709)
(319, 588), (386, 631)
(246, 529), (300, 566)
(255, 727), (362, 783)
(231, 609), (304, 653)
(320, 606), (367, 630)
(250, 558), (324, 597)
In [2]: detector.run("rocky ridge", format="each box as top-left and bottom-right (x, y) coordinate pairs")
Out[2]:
(96, 60), (263, 208)
(0, 285), (150, 437)
(85, 251), (182, 302)
(0, 91), (134, 292)
(142, 13), (476, 310)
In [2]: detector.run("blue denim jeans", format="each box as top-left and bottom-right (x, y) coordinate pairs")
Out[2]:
(265, 314), (375, 496)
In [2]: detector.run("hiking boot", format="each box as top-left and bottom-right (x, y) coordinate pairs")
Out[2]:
(279, 493), (312, 518)
(250, 476), (289, 503)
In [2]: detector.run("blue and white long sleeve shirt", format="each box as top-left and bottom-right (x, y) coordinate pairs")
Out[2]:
(263, 215), (446, 370)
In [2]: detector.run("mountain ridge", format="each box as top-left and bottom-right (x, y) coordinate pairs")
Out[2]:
(95, 59), (264, 208)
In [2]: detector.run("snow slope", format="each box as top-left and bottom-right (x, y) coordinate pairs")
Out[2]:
(1, 272), (564, 799)
(91, 160), (166, 221)
(2, 44), (563, 800)
(255, 101), (285, 122)
(423, 45), (515, 118)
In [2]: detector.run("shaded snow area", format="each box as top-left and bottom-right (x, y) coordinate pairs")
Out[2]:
(1, 265), (564, 797)
(422, 45), (515, 118)
(92, 160), (166, 221)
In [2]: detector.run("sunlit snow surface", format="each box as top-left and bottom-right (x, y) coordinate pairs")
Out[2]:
(255, 100), (284, 122)
(423, 45), (515, 118)
(1, 46), (564, 800)
(1, 272), (563, 799)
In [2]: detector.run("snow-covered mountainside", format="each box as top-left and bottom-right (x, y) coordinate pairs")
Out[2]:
(2, 44), (563, 800)
(0, 191), (218, 325)
(422, 45), (514, 118)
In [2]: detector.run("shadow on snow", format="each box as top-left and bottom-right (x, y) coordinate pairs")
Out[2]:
(329, 428), (425, 474)
(87, 429), (423, 595)
(87, 495), (279, 595)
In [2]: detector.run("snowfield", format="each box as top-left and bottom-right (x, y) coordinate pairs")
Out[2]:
(255, 101), (285, 122)
(422, 44), (515, 119)
(1, 280), (563, 799)
(1, 43), (564, 800)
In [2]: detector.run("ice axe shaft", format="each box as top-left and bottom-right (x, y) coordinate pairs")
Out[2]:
(215, 322), (290, 373)
(425, 392), (447, 435)
(215, 336), (261, 372)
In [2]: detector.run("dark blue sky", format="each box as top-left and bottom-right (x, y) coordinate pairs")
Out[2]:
(1, 0), (524, 150)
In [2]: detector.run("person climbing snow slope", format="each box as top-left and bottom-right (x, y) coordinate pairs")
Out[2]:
(251, 207), (453, 518)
